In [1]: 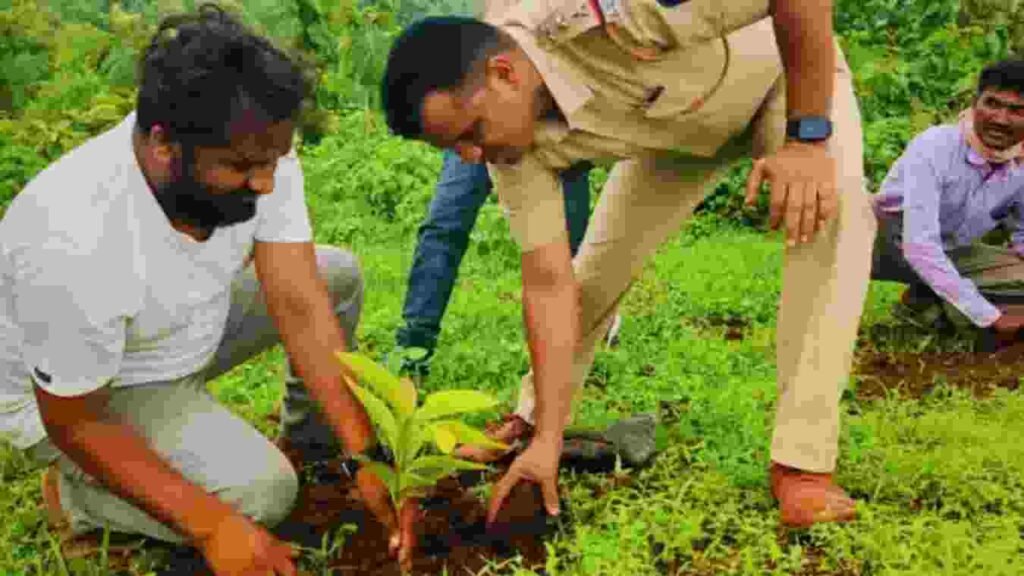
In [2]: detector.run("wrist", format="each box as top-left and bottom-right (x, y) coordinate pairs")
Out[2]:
(532, 428), (564, 446)
(783, 138), (828, 149)
(187, 500), (238, 546)
(786, 116), (832, 144)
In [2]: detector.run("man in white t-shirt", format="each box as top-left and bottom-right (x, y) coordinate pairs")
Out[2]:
(0, 5), (410, 572)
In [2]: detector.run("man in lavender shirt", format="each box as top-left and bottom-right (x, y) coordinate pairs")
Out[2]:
(872, 59), (1024, 347)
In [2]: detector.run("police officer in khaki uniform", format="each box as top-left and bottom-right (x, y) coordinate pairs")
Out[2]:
(382, 0), (876, 529)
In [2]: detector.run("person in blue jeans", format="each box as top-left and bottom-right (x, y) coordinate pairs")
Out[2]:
(395, 150), (616, 376)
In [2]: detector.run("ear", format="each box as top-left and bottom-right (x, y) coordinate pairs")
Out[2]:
(484, 52), (521, 89)
(144, 124), (178, 169)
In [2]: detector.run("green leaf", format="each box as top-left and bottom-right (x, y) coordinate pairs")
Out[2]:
(416, 390), (500, 422)
(406, 455), (489, 479)
(398, 471), (438, 496)
(398, 417), (427, 469)
(336, 351), (415, 417)
(405, 346), (429, 361)
(350, 384), (399, 450)
(398, 376), (418, 416)
(432, 423), (458, 454)
(433, 420), (509, 451)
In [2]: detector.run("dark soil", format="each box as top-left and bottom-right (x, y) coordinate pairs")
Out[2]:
(852, 342), (1024, 400)
(689, 315), (751, 341)
(273, 462), (553, 575)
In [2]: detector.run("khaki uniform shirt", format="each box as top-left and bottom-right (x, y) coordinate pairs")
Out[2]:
(481, 0), (520, 19)
(484, 0), (785, 251)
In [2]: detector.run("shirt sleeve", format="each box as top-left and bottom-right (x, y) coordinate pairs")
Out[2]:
(10, 245), (127, 397)
(254, 149), (313, 243)
(893, 136), (1002, 327)
(487, 152), (568, 253)
(1010, 191), (1024, 258)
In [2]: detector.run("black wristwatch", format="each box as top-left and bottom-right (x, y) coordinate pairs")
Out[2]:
(786, 117), (833, 143)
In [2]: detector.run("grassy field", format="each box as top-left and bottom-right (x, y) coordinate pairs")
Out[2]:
(2, 124), (1023, 574)
(0, 0), (1021, 572)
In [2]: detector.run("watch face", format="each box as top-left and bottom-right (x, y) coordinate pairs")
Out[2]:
(801, 119), (828, 139)
(790, 118), (832, 141)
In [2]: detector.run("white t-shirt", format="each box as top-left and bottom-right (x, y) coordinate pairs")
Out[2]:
(0, 113), (312, 449)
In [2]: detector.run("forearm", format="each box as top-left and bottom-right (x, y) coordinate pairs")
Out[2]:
(46, 418), (236, 543)
(522, 275), (578, 442)
(771, 0), (835, 117)
(269, 296), (374, 454)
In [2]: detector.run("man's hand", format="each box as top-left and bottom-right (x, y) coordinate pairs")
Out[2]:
(990, 311), (1024, 348)
(745, 141), (838, 247)
(354, 468), (415, 570)
(486, 436), (563, 526)
(197, 513), (297, 576)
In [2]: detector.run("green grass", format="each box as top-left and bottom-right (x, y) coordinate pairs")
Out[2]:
(4, 183), (1022, 573)
(0, 0), (1018, 572)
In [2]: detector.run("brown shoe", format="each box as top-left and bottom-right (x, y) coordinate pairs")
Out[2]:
(41, 464), (144, 565)
(454, 414), (533, 463)
(770, 462), (857, 528)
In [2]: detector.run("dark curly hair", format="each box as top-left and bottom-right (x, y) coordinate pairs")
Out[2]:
(978, 59), (1024, 97)
(136, 3), (310, 146)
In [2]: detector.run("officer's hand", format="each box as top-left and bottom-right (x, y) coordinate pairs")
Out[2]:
(486, 436), (562, 527)
(197, 512), (297, 576)
(745, 141), (838, 246)
(990, 311), (1024, 348)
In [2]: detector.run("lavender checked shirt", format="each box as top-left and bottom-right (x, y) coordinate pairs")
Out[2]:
(873, 125), (1024, 327)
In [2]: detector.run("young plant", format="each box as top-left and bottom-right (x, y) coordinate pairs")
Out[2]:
(334, 350), (508, 508)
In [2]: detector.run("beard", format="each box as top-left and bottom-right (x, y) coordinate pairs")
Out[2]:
(154, 155), (259, 233)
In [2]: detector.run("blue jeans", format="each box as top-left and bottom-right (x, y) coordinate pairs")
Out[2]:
(397, 150), (592, 352)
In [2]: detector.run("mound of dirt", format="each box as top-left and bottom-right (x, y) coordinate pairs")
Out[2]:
(852, 343), (1024, 400)
(274, 465), (552, 575)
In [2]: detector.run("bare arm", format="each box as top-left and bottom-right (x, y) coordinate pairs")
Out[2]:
(253, 241), (403, 553)
(486, 239), (578, 522)
(35, 384), (237, 543)
(770, 0), (836, 119)
(252, 241), (373, 454)
(520, 240), (579, 444)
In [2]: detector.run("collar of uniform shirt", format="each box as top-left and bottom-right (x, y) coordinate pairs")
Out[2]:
(498, 24), (594, 124)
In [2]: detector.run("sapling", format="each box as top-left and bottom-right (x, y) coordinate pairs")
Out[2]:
(335, 351), (508, 570)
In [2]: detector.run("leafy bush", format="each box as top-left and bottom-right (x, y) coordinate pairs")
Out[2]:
(960, 0), (1024, 55)
(0, 1), (144, 204)
(302, 110), (441, 244)
(0, 0), (57, 113)
(0, 139), (46, 210)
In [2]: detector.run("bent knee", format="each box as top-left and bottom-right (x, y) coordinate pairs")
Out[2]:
(316, 245), (363, 303)
(223, 451), (299, 528)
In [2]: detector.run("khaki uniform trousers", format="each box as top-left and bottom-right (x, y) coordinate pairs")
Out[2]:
(514, 49), (878, 474)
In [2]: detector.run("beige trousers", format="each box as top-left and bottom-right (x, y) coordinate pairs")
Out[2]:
(514, 47), (877, 474)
